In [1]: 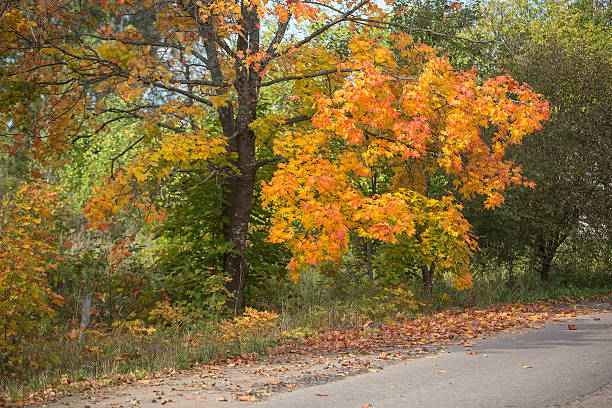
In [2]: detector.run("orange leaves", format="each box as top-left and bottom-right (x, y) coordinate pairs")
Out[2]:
(453, 272), (474, 291)
(276, 302), (559, 356)
(262, 33), (547, 281)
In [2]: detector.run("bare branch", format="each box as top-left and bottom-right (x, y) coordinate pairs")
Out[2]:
(261, 68), (352, 87)
(264, 0), (371, 66)
(284, 115), (311, 125)
(376, 65), (417, 82)
(266, 15), (292, 55)
(110, 134), (147, 177)
(348, 17), (493, 45)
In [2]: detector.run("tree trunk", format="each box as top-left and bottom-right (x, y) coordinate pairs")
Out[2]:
(219, 7), (263, 312)
(536, 239), (558, 284)
(540, 256), (552, 283)
(222, 173), (255, 312)
(365, 239), (374, 293)
(219, 27), (260, 312)
(79, 293), (92, 344)
(222, 128), (256, 312)
(421, 261), (435, 298)
(507, 258), (515, 286)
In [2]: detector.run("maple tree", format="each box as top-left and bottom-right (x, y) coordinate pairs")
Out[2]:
(0, 0), (548, 309)
(262, 34), (548, 293)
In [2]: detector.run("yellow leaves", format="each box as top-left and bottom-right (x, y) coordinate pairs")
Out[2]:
(126, 319), (157, 338)
(0, 181), (65, 364)
(84, 345), (103, 354)
(453, 272), (474, 291)
(250, 113), (287, 141)
(85, 127), (227, 230)
(219, 307), (278, 341)
(211, 95), (230, 109)
(148, 301), (186, 325)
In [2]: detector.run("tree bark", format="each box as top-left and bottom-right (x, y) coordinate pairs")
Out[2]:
(220, 7), (260, 312)
(79, 293), (91, 344)
(536, 239), (560, 284)
(365, 239), (374, 292)
(221, 118), (257, 313)
(421, 261), (436, 298)
(222, 168), (256, 312)
(540, 255), (552, 283)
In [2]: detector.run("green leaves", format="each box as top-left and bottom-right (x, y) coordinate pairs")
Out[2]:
(0, 181), (65, 372)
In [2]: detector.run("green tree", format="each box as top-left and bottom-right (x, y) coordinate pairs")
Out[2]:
(470, 0), (611, 282)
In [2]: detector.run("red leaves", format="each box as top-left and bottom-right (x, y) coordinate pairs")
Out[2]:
(568, 324), (577, 330)
(444, 2), (462, 11)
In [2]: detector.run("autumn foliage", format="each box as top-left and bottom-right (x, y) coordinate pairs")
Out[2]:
(0, 1), (609, 405)
(0, 0), (550, 312)
(0, 182), (64, 368)
(262, 35), (549, 281)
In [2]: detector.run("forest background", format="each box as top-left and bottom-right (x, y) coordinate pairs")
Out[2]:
(0, 0), (610, 402)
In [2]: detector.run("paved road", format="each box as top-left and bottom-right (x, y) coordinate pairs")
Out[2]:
(49, 307), (611, 408)
(257, 310), (612, 408)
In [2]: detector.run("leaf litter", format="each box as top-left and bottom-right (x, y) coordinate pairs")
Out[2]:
(11, 300), (609, 407)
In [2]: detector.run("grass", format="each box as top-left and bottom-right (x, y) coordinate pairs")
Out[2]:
(0, 319), (277, 405)
(434, 266), (612, 309)
(1, 267), (610, 406)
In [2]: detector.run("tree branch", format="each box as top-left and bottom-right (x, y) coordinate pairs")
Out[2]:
(348, 17), (493, 45)
(264, 0), (371, 66)
(284, 115), (311, 125)
(261, 69), (352, 87)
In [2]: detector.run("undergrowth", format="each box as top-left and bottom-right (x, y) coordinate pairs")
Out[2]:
(1, 268), (610, 406)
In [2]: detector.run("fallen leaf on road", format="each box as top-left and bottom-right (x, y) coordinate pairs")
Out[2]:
(593, 317), (601, 321)
(393, 395), (404, 398)
(216, 397), (228, 401)
(568, 324), (577, 330)
(236, 395), (260, 402)
(315, 393), (328, 396)
(284, 384), (297, 388)
(522, 366), (533, 369)
(467, 351), (477, 355)
(361, 404), (373, 408)
(436, 370), (448, 373)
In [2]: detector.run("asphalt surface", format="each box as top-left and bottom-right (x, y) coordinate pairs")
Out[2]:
(256, 309), (612, 408)
(48, 306), (611, 408)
